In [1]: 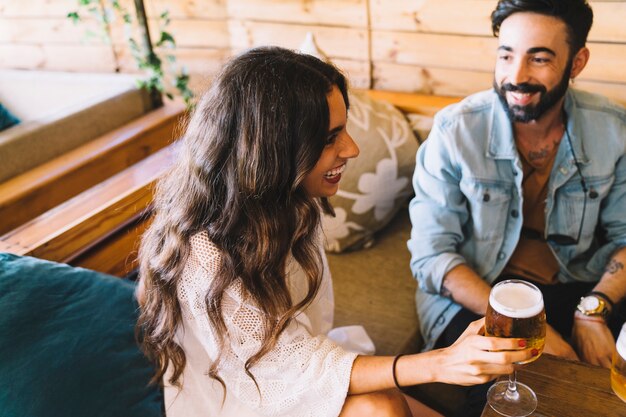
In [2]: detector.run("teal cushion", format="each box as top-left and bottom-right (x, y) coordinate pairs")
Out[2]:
(0, 103), (20, 131)
(0, 253), (162, 417)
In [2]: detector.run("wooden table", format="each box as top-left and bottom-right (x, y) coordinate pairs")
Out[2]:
(481, 353), (626, 417)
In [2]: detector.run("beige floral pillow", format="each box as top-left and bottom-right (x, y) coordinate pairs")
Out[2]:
(405, 112), (435, 144)
(322, 91), (420, 252)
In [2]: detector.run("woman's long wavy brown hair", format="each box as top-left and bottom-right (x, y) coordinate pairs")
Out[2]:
(137, 46), (349, 392)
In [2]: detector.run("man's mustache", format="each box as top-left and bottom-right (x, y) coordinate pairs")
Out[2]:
(500, 82), (546, 94)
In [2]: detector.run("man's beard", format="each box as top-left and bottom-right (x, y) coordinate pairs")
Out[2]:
(494, 60), (573, 123)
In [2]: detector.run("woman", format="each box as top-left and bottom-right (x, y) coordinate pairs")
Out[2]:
(137, 46), (533, 417)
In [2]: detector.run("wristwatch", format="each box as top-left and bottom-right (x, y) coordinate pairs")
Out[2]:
(576, 293), (612, 320)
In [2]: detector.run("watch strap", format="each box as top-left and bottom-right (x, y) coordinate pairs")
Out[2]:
(588, 291), (615, 310)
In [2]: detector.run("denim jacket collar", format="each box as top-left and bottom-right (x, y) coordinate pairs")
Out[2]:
(486, 90), (590, 166)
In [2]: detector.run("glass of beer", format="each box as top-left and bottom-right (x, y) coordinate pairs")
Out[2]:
(612, 323), (626, 402)
(485, 279), (546, 417)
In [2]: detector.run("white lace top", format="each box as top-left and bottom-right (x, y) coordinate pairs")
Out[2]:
(164, 232), (371, 417)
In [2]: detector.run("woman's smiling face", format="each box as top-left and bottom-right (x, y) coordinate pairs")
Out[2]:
(302, 85), (359, 198)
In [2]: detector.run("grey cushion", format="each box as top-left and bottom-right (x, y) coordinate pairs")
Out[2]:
(329, 209), (421, 356)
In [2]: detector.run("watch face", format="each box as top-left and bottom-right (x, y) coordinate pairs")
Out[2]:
(582, 296), (600, 310)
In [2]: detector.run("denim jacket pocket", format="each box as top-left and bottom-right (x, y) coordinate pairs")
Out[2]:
(460, 180), (513, 242)
(549, 174), (614, 242)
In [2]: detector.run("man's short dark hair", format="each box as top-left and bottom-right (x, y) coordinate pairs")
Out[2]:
(491, 0), (593, 55)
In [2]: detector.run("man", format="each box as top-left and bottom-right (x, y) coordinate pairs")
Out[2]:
(408, 0), (626, 415)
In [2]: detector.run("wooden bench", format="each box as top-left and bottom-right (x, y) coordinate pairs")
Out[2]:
(0, 101), (185, 235)
(0, 91), (458, 277)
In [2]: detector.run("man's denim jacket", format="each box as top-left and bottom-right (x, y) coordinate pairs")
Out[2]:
(408, 88), (626, 351)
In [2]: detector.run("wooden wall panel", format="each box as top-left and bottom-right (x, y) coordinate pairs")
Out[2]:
(373, 62), (492, 97)
(370, 1), (626, 43)
(0, 17), (103, 44)
(0, 0), (78, 17)
(147, 18), (229, 48)
(370, 0), (493, 34)
(373, 62), (626, 107)
(0, 44), (117, 72)
(1, 0), (625, 101)
(372, 31), (497, 71)
(226, 0), (367, 27)
(145, 0), (228, 19)
(228, 20), (368, 61)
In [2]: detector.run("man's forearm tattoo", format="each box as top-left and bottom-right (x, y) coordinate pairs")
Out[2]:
(605, 258), (624, 275)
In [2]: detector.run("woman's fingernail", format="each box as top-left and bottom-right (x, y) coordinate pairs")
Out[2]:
(518, 340), (527, 348)
(531, 349), (539, 356)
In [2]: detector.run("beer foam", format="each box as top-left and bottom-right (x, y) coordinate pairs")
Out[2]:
(618, 324), (626, 359)
(490, 282), (543, 318)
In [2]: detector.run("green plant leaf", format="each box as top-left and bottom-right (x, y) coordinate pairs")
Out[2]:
(156, 31), (175, 47)
(67, 11), (81, 23)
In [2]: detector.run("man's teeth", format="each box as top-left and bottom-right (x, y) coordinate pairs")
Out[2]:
(324, 164), (345, 178)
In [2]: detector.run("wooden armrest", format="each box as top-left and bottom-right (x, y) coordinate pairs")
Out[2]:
(0, 145), (176, 276)
(0, 101), (185, 235)
(363, 90), (461, 116)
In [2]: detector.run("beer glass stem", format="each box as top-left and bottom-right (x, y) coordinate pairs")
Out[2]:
(506, 371), (521, 401)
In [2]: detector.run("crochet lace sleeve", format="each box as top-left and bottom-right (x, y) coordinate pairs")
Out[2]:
(178, 234), (358, 417)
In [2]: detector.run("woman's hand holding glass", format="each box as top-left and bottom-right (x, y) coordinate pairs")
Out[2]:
(484, 279), (547, 417)
(428, 318), (535, 386)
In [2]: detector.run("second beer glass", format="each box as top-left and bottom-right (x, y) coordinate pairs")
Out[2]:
(612, 323), (626, 402)
(485, 279), (546, 417)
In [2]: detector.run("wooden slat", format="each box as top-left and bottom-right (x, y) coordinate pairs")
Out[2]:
(226, 0), (368, 27)
(584, 42), (626, 83)
(0, 17), (104, 44)
(70, 215), (152, 277)
(363, 89), (461, 116)
(372, 62), (626, 106)
(0, 145), (174, 264)
(590, 2), (626, 42)
(372, 30), (497, 71)
(146, 18), (229, 48)
(0, 101), (185, 234)
(227, 20), (369, 61)
(145, 0), (227, 20)
(0, 44), (117, 71)
(372, 31), (626, 84)
(373, 62), (493, 97)
(369, 0), (626, 43)
(0, 0), (78, 17)
(573, 79), (626, 107)
(369, 0), (493, 35)
(333, 58), (370, 89)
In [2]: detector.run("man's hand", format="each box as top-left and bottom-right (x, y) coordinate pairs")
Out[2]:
(571, 312), (616, 368)
(544, 324), (579, 361)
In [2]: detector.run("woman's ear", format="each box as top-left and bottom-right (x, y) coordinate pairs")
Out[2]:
(570, 47), (590, 80)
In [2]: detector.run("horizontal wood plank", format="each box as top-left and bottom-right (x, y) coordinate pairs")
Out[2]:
(0, 0), (78, 17)
(226, 0), (367, 27)
(147, 18), (230, 48)
(0, 44), (117, 71)
(373, 61), (493, 97)
(369, 0), (493, 35)
(0, 145), (175, 264)
(369, 0), (626, 43)
(145, 0), (227, 20)
(363, 89), (461, 116)
(70, 214), (152, 277)
(372, 30), (626, 84)
(333, 58), (370, 89)
(228, 20), (369, 61)
(372, 62), (626, 105)
(372, 30), (497, 71)
(0, 17), (104, 44)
